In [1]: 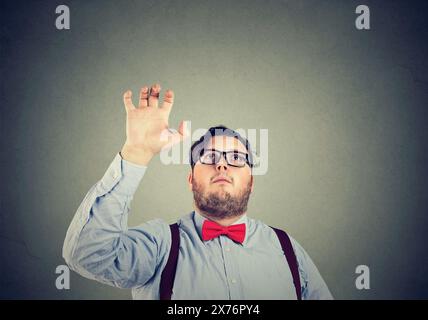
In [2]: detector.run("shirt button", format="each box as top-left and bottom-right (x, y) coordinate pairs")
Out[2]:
(231, 279), (237, 284)
(225, 247), (231, 252)
(112, 170), (119, 179)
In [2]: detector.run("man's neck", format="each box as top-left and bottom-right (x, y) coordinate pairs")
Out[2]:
(194, 207), (246, 227)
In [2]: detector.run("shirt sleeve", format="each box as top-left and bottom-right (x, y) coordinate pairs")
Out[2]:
(62, 153), (171, 289)
(289, 236), (334, 300)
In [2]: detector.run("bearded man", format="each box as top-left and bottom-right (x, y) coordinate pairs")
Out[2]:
(63, 83), (333, 300)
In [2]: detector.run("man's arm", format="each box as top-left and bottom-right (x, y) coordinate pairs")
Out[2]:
(62, 152), (170, 288)
(63, 83), (189, 289)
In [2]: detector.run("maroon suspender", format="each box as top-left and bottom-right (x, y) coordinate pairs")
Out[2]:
(270, 227), (302, 300)
(159, 223), (180, 300)
(159, 223), (302, 300)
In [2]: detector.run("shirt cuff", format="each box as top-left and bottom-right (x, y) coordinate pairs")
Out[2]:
(98, 152), (148, 197)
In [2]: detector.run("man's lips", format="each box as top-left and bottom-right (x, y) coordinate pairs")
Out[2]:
(212, 177), (232, 184)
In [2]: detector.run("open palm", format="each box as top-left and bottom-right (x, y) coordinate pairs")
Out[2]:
(122, 84), (187, 157)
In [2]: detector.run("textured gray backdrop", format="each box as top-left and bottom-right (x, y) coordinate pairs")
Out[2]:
(1, 0), (428, 299)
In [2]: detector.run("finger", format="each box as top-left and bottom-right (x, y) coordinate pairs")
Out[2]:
(148, 83), (161, 108)
(138, 86), (149, 108)
(161, 89), (174, 114)
(123, 90), (135, 112)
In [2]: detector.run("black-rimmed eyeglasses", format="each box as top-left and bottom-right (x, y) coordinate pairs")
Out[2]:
(198, 149), (252, 168)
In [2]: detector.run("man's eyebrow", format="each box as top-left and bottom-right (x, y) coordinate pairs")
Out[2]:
(204, 148), (248, 153)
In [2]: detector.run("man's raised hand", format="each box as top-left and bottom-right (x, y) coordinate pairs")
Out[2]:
(120, 83), (188, 166)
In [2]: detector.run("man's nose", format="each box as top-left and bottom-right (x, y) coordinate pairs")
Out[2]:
(215, 155), (228, 171)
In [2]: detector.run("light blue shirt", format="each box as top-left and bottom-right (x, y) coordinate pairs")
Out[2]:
(63, 153), (333, 300)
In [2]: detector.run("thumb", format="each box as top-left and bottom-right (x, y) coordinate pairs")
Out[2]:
(169, 120), (190, 146)
(177, 120), (190, 141)
(161, 121), (190, 150)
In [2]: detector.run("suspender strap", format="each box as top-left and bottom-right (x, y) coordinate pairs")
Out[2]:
(271, 227), (302, 300)
(159, 223), (301, 300)
(159, 223), (180, 300)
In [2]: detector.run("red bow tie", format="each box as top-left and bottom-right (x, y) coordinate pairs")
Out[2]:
(202, 220), (246, 244)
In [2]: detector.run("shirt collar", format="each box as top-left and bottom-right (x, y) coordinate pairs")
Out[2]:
(193, 209), (249, 246)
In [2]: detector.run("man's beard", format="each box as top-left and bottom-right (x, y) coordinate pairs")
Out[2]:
(192, 178), (252, 219)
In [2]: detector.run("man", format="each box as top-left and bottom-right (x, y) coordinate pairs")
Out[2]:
(63, 83), (333, 300)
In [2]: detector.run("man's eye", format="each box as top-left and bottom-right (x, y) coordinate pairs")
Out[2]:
(204, 153), (216, 161)
(232, 154), (245, 161)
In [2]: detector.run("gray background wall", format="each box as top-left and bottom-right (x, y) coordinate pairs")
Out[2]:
(1, 0), (427, 299)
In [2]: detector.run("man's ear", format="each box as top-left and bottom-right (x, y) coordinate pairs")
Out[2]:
(250, 175), (254, 193)
(187, 171), (193, 191)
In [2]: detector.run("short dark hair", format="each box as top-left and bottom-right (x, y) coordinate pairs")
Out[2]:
(189, 125), (254, 170)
